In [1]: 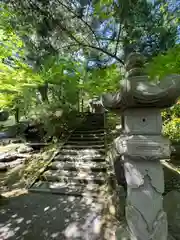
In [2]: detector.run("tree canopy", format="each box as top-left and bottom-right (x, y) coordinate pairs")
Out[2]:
(0, 0), (179, 128)
(5, 0), (179, 63)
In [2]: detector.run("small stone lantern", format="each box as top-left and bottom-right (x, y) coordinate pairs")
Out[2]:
(102, 53), (180, 240)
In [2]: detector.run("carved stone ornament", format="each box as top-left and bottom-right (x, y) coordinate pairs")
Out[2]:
(113, 135), (170, 160)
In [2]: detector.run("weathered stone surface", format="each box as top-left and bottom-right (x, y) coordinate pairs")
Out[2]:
(114, 135), (170, 159)
(0, 138), (25, 146)
(124, 108), (162, 134)
(168, 234), (176, 240)
(164, 190), (180, 239)
(123, 158), (167, 240)
(0, 158), (26, 170)
(0, 143), (33, 173)
(0, 152), (26, 162)
(101, 53), (180, 111)
(18, 144), (33, 153)
(101, 52), (180, 240)
(116, 224), (130, 240)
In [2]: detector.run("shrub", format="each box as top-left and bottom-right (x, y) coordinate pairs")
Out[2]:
(163, 118), (180, 143)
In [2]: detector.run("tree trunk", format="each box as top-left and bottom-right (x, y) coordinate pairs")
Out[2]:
(15, 107), (19, 123)
(38, 83), (49, 102)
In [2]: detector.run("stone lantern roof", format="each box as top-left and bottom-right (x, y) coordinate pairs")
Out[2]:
(101, 52), (180, 112)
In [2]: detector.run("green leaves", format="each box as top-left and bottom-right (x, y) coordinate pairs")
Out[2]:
(94, 0), (114, 19)
(82, 64), (121, 96)
(163, 117), (180, 143)
(147, 44), (180, 80)
(0, 11), (44, 110)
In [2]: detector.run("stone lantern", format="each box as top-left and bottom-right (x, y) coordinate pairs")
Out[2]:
(101, 52), (180, 240)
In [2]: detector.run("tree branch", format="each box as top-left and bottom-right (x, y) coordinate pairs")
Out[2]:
(57, 23), (124, 65)
(57, 0), (101, 48)
(15, 0), (124, 65)
(115, 24), (121, 55)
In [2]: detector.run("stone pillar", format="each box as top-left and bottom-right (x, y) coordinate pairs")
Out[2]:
(116, 108), (170, 240)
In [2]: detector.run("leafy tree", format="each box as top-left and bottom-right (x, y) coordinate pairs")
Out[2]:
(82, 63), (121, 96)
(2, 0), (177, 102)
(0, 5), (81, 133)
(0, 1), (179, 122)
(6, 0), (179, 64)
(147, 44), (180, 79)
(0, 23), (43, 120)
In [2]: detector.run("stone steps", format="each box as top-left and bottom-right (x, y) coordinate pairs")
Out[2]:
(68, 137), (104, 142)
(60, 149), (105, 156)
(29, 113), (108, 196)
(64, 141), (104, 147)
(72, 132), (105, 136)
(30, 181), (103, 197)
(67, 140), (104, 145)
(62, 144), (105, 150)
(42, 170), (106, 184)
(74, 129), (105, 134)
(53, 154), (105, 162)
(49, 161), (107, 171)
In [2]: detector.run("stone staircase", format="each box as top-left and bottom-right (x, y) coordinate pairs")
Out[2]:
(29, 113), (109, 197)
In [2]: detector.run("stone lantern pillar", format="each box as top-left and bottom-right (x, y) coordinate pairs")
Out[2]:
(102, 53), (180, 240)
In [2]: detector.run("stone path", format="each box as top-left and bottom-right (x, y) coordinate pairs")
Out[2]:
(0, 192), (118, 240)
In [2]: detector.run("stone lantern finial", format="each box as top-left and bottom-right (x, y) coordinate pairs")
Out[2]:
(125, 52), (146, 77)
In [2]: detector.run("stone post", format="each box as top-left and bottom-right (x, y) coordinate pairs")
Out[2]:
(101, 52), (180, 240)
(115, 108), (170, 239)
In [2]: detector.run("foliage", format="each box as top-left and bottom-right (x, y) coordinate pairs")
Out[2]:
(163, 117), (180, 143)
(6, 0), (179, 67)
(0, 1), (179, 142)
(0, 27), (43, 109)
(147, 44), (180, 80)
(26, 102), (81, 140)
(163, 102), (180, 143)
(82, 64), (121, 96)
(0, 6), (82, 138)
(161, 108), (171, 122)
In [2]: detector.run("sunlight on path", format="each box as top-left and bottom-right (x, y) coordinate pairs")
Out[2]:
(0, 192), (118, 240)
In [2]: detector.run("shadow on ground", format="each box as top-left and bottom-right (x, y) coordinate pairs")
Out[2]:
(0, 192), (117, 240)
(163, 161), (180, 195)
